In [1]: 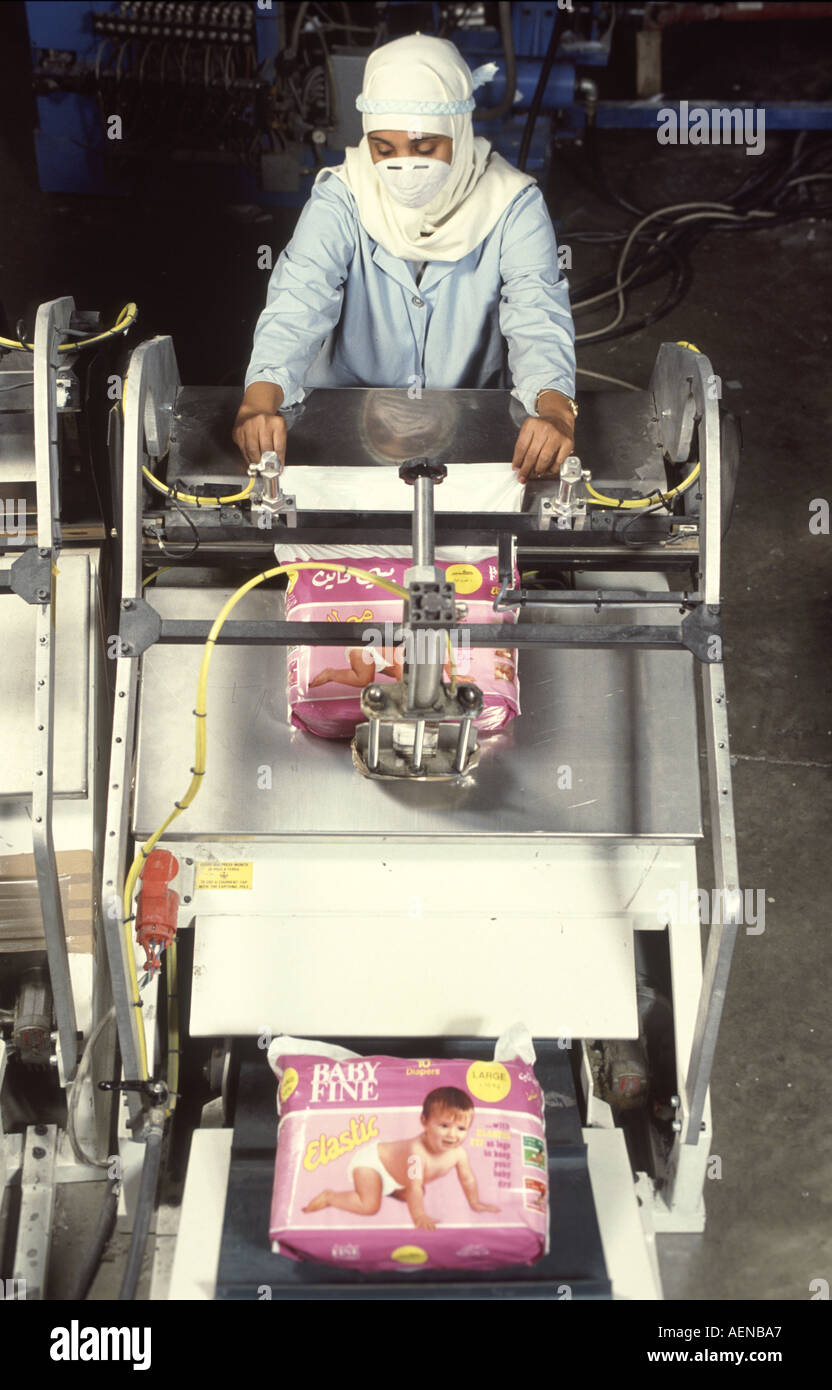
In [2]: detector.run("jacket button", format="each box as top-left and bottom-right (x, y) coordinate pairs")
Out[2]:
(411, 296), (425, 307)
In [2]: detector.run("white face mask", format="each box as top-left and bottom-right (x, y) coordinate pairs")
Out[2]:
(375, 156), (452, 209)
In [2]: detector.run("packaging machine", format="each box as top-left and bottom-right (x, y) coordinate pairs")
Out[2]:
(101, 331), (740, 1299)
(1, 303), (743, 1299)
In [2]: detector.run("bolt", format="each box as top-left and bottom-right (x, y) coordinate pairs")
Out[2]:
(185, 857), (193, 865)
(121, 642), (133, 655)
(36, 588), (49, 601)
(121, 597), (134, 610)
(34, 1125), (48, 1136)
(39, 547), (50, 558)
(365, 684), (386, 711)
(670, 1094), (680, 1107)
(457, 685), (480, 709)
(671, 1120), (682, 1133)
(183, 895), (191, 904)
(32, 1147), (46, 1159)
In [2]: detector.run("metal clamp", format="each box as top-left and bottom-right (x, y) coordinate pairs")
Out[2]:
(352, 680), (484, 781)
(247, 450), (296, 526)
(537, 455), (591, 531)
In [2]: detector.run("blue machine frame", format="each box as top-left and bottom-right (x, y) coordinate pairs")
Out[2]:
(23, 1), (832, 204)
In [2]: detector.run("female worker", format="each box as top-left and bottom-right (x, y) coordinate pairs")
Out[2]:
(232, 32), (577, 483)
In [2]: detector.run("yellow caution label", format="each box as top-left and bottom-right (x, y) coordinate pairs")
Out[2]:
(194, 861), (253, 890)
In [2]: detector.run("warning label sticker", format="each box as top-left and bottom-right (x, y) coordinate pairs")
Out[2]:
(194, 862), (253, 890)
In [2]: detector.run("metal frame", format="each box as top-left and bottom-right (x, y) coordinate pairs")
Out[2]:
(101, 336), (180, 1106)
(0, 298), (80, 1080)
(103, 339), (740, 1173)
(649, 342), (740, 1144)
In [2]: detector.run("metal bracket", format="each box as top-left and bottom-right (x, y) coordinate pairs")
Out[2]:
(408, 579), (456, 627)
(680, 604), (722, 662)
(352, 680), (483, 780)
(119, 596), (162, 657)
(9, 548), (52, 605)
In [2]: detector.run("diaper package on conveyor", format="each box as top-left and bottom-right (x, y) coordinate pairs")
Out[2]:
(275, 457), (525, 739)
(267, 1027), (548, 1273)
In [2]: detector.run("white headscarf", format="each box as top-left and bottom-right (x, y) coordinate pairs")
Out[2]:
(318, 33), (536, 263)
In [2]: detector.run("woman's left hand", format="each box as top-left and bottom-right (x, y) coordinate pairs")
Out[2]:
(512, 394), (575, 483)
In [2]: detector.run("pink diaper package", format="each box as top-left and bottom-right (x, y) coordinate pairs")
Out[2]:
(279, 546), (520, 739)
(267, 1038), (548, 1273)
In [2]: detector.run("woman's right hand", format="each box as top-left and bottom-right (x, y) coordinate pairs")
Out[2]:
(232, 380), (287, 469)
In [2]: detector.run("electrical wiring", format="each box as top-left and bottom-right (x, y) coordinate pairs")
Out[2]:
(140, 465), (254, 507)
(0, 303), (138, 354)
(142, 566), (172, 588)
(575, 230), (691, 343)
(573, 201), (760, 318)
(121, 560), (412, 1081)
(565, 129), (832, 344)
(576, 367), (640, 391)
(613, 502), (674, 549)
(586, 463), (700, 511)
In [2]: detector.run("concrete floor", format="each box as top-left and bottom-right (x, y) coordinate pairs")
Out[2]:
(1, 6), (831, 1302)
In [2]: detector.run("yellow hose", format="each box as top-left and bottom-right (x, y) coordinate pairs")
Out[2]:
(0, 302), (138, 353)
(585, 461), (700, 509)
(586, 340), (703, 511)
(141, 465), (255, 506)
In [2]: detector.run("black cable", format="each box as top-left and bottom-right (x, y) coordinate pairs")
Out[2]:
(568, 130), (832, 317)
(146, 476), (201, 557)
(517, 13), (562, 172)
(118, 1122), (164, 1301)
(577, 235), (692, 344)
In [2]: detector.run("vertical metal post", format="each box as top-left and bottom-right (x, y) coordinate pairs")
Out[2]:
(32, 299), (78, 1079)
(454, 717), (473, 773)
(684, 661), (741, 1140)
(413, 475), (434, 568)
(368, 718), (380, 771)
(412, 719), (426, 772)
(101, 336), (180, 1105)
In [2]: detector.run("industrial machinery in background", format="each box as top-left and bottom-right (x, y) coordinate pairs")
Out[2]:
(25, 1), (832, 206)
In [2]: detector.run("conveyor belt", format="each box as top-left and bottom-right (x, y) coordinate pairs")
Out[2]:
(215, 1038), (611, 1299)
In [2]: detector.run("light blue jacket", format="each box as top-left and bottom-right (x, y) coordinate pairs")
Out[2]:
(244, 170), (575, 417)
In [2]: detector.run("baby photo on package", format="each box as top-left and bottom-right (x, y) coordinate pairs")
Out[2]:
(267, 1039), (548, 1274)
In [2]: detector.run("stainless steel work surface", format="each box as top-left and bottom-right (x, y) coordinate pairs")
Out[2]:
(0, 552), (90, 798)
(167, 386), (666, 491)
(133, 583), (702, 840)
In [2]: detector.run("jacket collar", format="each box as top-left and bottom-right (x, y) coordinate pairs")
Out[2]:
(371, 241), (458, 292)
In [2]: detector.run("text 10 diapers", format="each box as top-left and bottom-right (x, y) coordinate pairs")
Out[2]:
(267, 1033), (548, 1273)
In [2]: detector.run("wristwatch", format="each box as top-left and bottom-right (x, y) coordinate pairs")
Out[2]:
(535, 388), (579, 419)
